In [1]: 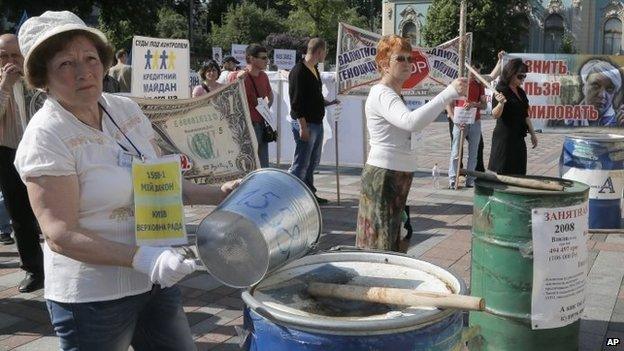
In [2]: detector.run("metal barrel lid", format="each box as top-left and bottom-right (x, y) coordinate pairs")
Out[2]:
(475, 175), (589, 196)
(565, 133), (624, 143)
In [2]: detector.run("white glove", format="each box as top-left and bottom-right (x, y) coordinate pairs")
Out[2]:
(132, 246), (197, 288)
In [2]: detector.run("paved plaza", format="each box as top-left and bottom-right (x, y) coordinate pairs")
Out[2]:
(0, 117), (622, 350)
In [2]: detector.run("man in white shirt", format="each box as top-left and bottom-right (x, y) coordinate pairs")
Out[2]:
(217, 56), (240, 84)
(109, 49), (132, 92)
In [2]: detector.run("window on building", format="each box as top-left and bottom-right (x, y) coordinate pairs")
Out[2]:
(544, 14), (564, 53)
(603, 17), (622, 55)
(402, 21), (418, 44)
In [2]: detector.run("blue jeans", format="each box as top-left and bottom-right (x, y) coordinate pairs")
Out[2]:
(288, 121), (323, 193)
(448, 120), (481, 186)
(0, 192), (12, 234)
(46, 285), (195, 351)
(252, 122), (269, 168)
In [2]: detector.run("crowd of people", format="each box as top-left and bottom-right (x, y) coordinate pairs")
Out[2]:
(0, 7), (619, 350)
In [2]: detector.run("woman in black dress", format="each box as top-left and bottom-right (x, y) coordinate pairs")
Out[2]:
(488, 58), (538, 175)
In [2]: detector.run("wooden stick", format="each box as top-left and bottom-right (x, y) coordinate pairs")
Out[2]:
(460, 169), (564, 191)
(308, 282), (485, 312)
(465, 63), (498, 93)
(334, 119), (341, 205)
(454, 126), (465, 190)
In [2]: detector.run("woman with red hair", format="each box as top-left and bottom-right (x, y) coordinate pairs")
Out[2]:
(356, 35), (467, 252)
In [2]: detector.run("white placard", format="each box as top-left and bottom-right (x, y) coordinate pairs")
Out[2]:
(231, 44), (248, 65)
(531, 202), (589, 330)
(273, 49), (297, 70)
(256, 97), (275, 128)
(452, 100), (476, 124)
(189, 69), (200, 95)
(131, 35), (190, 99)
(212, 47), (223, 65)
(561, 167), (624, 200)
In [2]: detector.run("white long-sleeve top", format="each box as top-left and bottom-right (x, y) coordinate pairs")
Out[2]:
(365, 83), (459, 172)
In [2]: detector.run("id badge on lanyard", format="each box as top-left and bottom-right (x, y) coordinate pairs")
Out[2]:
(131, 155), (187, 246)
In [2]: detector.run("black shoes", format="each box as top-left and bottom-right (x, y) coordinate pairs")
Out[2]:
(315, 196), (329, 205)
(18, 273), (44, 293)
(0, 232), (14, 245)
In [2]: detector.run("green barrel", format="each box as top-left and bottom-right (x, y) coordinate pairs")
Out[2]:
(469, 176), (588, 351)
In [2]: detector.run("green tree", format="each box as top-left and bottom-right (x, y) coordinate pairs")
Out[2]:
(210, 1), (286, 52)
(421, 0), (530, 70)
(98, 1), (167, 51)
(0, 0), (96, 31)
(156, 7), (188, 39)
(284, 0), (367, 64)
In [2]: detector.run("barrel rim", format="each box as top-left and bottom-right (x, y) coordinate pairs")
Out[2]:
(565, 133), (624, 142)
(475, 175), (589, 195)
(241, 250), (466, 334)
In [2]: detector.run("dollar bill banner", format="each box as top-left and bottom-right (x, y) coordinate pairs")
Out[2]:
(336, 22), (472, 97)
(505, 53), (624, 131)
(132, 80), (260, 185)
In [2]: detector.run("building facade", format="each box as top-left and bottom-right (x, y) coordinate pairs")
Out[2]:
(382, 0), (623, 55)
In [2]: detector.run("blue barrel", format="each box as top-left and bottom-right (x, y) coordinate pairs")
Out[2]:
(240, 251), (466, 351)
(560, 134), (624, 229)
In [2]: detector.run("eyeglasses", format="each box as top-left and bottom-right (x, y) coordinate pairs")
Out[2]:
(391, 54), (412, 63)
(516, 73), (527, 80)
(256, 56), (269, 60)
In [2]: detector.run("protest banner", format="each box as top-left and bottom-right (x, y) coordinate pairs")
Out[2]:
(336, 22), (472, 97)
(189, 69), (200, 96)
(131, 35), (190, 99)
(506, 53), (624, 131)
(232, 44), (248, 65)
(132, 80), (260, 185)
(212, 46), (223, 64)
(273, 49), (297, 70)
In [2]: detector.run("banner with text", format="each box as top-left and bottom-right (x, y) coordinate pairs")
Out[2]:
(507, 53), (624, 130)
(274, 49), (297, 70)
(336, 22), (472, 97)
(131, 35), (190, 99)
(132, 80), (259, 185)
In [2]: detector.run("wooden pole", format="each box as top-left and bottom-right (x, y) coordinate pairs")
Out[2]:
(334, 119), (341, 204)
(454, 0), (468, 190)
(308, 282), (485, 311)
(276, 79), (282, 166)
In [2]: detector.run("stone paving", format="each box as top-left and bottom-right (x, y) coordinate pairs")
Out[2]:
(0, 118), (623, 350)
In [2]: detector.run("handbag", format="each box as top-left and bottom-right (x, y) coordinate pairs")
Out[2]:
(262, 118), (278, 143)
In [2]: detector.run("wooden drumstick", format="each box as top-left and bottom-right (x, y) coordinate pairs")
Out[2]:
(308, 282), (485, 311)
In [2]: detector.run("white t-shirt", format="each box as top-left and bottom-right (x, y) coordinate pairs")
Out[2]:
(217, 70), (231, 84)
(365, 84), (458, 172)
(14, 93), (158, 303)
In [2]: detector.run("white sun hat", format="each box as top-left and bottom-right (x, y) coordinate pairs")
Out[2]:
(18, 10), (108, 80)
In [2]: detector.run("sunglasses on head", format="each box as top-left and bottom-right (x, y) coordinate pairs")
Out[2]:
(392, 54), (412, 63)
(516, 73), (526, 79)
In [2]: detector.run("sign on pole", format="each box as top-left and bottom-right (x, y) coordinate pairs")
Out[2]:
(212, 47), (222, 64)
(131, 35), (190, 99)
(273, 49), (297, 70)
(231, 44), (248, 65)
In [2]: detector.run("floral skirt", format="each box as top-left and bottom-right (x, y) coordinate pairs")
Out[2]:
(356, 164), (413, 252)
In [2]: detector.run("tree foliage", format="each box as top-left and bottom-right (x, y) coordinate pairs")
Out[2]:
(156, 7), (188, 40)
(210, 1), (285, 52)
(98, 1), (166, 51)
(421, 0), (530, 70)
(284, 0), (367, 63)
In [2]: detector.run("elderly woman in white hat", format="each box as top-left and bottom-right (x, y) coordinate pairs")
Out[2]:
(15, 11), (238, 350)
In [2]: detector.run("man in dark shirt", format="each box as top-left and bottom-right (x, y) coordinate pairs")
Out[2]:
(288, 38), (338, 204)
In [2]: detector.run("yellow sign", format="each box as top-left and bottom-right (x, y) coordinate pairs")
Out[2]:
(132, 155), (187, 246)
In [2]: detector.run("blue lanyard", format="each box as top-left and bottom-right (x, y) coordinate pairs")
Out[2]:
(98, 102), (145, 160)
